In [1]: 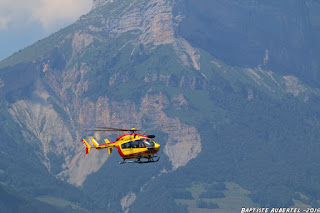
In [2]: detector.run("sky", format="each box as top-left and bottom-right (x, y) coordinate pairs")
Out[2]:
(0, 0), (93, 61)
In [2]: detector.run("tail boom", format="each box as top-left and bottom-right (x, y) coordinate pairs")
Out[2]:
(82, 138), (116, 155)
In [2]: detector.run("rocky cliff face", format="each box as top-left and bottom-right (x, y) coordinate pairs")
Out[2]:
(6, 67), (203, 187)
(85, 0), (176, 45)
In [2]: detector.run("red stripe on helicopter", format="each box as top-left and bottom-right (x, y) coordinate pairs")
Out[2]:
(116, 145), (157, 158)
(130, 149), (157, 157)
(116, 145), (126, 158)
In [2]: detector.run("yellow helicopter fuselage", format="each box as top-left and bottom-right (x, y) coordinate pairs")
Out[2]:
(115, 133), (160, 159)
(82, 133), (160, 161)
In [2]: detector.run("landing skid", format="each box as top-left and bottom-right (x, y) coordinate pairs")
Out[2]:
(119, 156), (160, 164)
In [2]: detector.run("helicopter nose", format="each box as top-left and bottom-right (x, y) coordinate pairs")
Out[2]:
(154, 143), (160, 150)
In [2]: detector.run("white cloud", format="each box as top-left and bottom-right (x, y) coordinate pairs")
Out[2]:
(0, 16), (11, 30)
(0, 0), (92, 31)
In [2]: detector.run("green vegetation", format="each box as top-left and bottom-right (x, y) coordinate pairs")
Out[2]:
(174, 182), (253, 210)
(187, 182), (207, 200)
(196, 199), (219, 209)
(36, 196), (88, 212)
(199, 191), (225, 199)
(0, 183), (65, 213)
(0, 100), (89, 212)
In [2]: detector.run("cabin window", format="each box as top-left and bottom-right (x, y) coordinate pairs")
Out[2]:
(121, 141), (132, 149)
(121, 138), (154, 149)
(131, 140), (139, 148)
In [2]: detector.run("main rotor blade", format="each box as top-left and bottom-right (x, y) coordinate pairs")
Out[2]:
(96, 127), (125, 130)
(89, 125), (176, 132)
(141, 125), (177, 132)
(89, 127), (142, 132)
(95, 127), (129, 131)
(88, 129), (129, 131)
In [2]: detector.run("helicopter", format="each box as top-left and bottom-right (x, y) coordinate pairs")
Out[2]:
(82, 127), (161, 164)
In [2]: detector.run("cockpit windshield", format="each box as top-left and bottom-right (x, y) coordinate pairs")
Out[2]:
(142, 138), (154, 147)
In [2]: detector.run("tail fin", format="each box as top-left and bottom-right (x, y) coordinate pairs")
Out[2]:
(82, 139), (91, 154)
(104, 138), (113, 154)
(91, 137), (100, 148)
(108, 147), (113, 154)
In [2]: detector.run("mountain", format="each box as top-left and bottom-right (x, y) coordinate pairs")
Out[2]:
(178, 0), (320, 87)
(1, 0), (320, 212)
